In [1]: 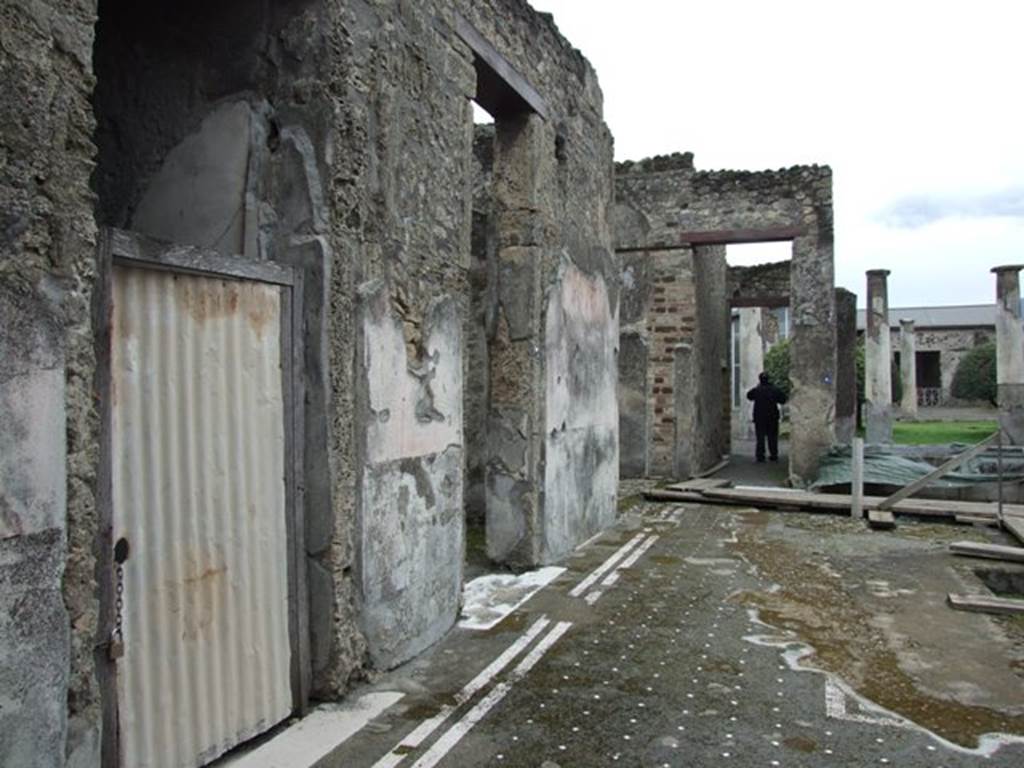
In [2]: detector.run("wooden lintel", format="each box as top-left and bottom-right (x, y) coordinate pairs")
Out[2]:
(679, 226), (805, 246)
(455, 15), (548, 120)
(729, 295), (790, 309)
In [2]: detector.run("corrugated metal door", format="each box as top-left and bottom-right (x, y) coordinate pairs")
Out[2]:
(111, 264), (292, 768)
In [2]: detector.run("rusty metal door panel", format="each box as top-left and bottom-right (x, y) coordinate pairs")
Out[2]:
(111, 266), (291, 767)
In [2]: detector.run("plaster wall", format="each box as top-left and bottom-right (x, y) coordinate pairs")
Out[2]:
(542, 258), (619, 562)
(357, 282), (464, 669)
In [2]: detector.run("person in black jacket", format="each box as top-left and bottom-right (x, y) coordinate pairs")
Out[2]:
(746, 372), (788, 463)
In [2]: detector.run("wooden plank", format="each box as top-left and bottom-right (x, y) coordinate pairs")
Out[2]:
(665, 478), (732, 492)
(699, 487), (1017, 520)
(1003, 514), (1024, 546)
(694, 458), (731, 479)
(947, 593), (1024, 615)
(877, 432), (1000, 510)
(110, 227), (296, 286)
(851, 437), (864, 519)
(867, 510), (896, 530)
(949, 541), (1024, 563)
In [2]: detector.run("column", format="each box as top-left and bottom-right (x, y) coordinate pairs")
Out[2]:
(734, 307), (765, 441)
(992, 265), (1024, 444)
(865, 269), (892, 443)
(834, 289), (857, 443)
(899, 319), (918, 418)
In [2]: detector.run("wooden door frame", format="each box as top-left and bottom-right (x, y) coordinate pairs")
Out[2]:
(95, 227), (310, 767)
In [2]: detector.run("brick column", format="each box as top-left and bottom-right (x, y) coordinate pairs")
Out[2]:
(899, 319), (918, 419)
(865, 269), (892, 443)
(992, 265), (1024, 444)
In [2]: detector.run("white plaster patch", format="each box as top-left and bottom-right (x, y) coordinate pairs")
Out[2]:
(223, 692), (405, 768)
(459, 567), (566, 631)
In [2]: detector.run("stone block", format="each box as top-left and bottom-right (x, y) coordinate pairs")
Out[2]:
(0, 529), (69, 768)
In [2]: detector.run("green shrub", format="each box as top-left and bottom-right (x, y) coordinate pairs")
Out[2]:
(951, 342), (997, 405)
(763, 339), (791, 400)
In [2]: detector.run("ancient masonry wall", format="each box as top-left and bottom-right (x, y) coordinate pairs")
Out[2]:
(1, 1), (99, 765)
(456, 2), (617, 567)
(614, 154), (834, 486)
(3, 0), (616, 763)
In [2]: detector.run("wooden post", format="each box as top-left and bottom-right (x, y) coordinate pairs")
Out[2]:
(851, 437), (864, 519)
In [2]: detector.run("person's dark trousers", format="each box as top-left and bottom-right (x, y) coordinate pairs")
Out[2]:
(754, 419), (780, 462)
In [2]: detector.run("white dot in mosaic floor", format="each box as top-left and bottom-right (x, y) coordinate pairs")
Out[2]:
(722, 752), (731, 758)
(825, 749), (833, 755)
(623, 734), (631, 741)
(926, 745), (936, 752)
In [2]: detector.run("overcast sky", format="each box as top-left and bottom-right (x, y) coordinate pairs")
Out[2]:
(527, 0), (1024, 308)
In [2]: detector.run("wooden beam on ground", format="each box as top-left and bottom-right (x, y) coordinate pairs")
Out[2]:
(867, 510), (896, 530)
(877, 432), (1000, 511)
(664, 478), (732, 492)
(947, 593), (1024, 615)
(1002, 513), (1024, 546)
(949, 541), (1024, 563)
(694, 459), (731, 480)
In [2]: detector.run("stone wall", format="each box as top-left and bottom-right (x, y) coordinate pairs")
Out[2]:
(456, 3), (617, 567)
(615, 155), (834, 486)
(2, 0), (617, 764)
(728, 261), (791, 305)
(1, 1), (99, 764)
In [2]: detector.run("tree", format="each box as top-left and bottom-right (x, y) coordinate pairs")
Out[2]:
(951, 342), (997, 405)
(763, 339), (791, 400)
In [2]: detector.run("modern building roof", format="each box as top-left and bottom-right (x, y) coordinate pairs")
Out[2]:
(855, 304), (996, 331)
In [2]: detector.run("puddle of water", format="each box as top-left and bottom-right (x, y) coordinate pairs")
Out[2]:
(730, 516), (1024, 750)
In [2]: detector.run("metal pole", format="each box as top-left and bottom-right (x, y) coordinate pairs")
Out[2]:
(998, 427), (1005, 530)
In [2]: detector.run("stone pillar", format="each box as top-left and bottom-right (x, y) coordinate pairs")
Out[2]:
(789, 232), (836, 487)
(732, 307), (765, 441)
(486, 112), (550, 566)
(673, 343), (695, 478)
(865, 269), (893, 443)
(992, 265), (1024, 444)
(834, 288), (857, 443)
(899, 319), (918, 418)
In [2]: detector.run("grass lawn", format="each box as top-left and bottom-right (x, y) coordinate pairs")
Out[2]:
(891, 420), (998, 445)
